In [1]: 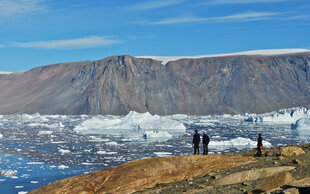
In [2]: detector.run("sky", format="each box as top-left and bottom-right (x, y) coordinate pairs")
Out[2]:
(0, 0), (310, 72)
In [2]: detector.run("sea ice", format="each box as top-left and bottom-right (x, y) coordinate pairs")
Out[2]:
(0, 134), (2, 139)
(154, 152), (173, 157)
(58, 165), (69, 169)
(59, 149), (71, 154)
(38, 131), (53, 135)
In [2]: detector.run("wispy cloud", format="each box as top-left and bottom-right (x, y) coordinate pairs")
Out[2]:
(0, 0), (46, 17)
(12, 36), (123, 49)
(142, 11), (281, 25)
(0, 44), (4, 48)
(128, 0), (185, 10)
(203, 0), (291, 5)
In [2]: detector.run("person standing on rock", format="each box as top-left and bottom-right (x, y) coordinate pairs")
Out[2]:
(257, 133), (263, 156)
(202, 130), (210, 155)
(193, 129), (200, 155)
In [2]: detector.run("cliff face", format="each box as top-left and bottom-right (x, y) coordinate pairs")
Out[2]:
(0, 53), (310, 115)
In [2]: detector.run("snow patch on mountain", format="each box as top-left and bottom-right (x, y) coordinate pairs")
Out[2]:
(137, 49), (310, 65)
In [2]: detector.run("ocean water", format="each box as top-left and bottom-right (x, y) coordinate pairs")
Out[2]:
(0, 111), (309, 193)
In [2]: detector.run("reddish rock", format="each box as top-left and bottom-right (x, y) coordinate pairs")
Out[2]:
(254, 172), (295, 192)
(29, 154), (255, 194)
(281, 146), (305, 157)
(211, 166), (295, 187)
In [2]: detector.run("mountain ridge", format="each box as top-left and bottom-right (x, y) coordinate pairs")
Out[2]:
(0, 52), (310, 115)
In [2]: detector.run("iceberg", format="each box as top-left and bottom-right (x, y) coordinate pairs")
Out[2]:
(73, 111), (186, 142)
(209, 137), (272, 149)
(245, 107), (310, 124)
(0, 170), (18, 177)
(291, 118), (310, 136)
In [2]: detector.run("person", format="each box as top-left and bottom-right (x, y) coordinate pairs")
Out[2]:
(193, 129), (200, 155)
(257, 133), (263, 156)
(202, 130), (210, 155)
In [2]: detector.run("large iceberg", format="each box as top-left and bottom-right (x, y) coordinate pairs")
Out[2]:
(291, 118), (310, 136)
(245, 107), (310, 124)
(74, 111), (186, 142)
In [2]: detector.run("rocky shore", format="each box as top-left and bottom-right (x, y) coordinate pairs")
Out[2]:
(30, 144), (310, 194)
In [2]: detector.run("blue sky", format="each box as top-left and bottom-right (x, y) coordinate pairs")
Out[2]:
(0, 0), (310, 72)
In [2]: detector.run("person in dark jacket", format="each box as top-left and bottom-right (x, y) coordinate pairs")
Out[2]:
(257, 133), (263, 156)
(193, 129), (200, 155)
(202, 130), (210, 155)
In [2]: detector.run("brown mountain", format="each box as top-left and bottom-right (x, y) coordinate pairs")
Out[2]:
(0, 53), (310, 115)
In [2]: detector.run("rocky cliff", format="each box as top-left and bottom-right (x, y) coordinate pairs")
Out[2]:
(1, 53), (310, 115)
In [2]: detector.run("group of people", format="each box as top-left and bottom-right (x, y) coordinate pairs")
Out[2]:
(192, 129), (210, 155)
(192, 130), (263, 156)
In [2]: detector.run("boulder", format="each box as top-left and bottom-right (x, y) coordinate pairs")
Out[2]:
(281, 146), (305, 157)
(211, 166), (295, 187)
(253, 172), (295, 193)
(290, 176), (310, 187)
(29, 154), (255, 194)
(283, 188), (300, 194)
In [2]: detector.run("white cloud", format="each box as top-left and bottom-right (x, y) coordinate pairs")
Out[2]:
(204, 0), (291, 5)
(143, 11), (280, 25)
(12, 36), (123, 49)
(128, 0), (185, 10)
(0, 0), (46, 17)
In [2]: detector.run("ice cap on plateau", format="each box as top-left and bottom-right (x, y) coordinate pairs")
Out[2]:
(0, 71), (12, 75)
(136, 49), (310, 65)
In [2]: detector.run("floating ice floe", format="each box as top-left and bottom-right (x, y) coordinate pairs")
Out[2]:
(154, 152), (173, 157)
(0, 134), (2, 139)
(58, 165), (69, 169)
(38, 131), (54, 135)
(0, 170), (17, 177)
(245, 107), (310, 124)
(209, 137), (272, 149)
(74, 111), (186, 142)
(58, 149), (71, 154)
(292, 118), (310, 136)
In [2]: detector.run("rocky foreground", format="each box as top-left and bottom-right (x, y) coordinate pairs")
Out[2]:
(30, 145), (310, 194)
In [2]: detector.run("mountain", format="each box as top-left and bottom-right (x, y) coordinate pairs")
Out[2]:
(0, 50), (310, 115)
